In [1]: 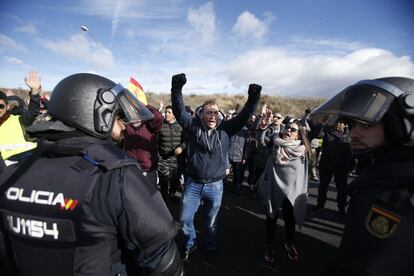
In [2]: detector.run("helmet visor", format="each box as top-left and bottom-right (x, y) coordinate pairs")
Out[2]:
(111, 83), (154, 124)
(309, 83), (396, 126)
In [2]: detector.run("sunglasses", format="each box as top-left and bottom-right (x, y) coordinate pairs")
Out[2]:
(0, 104), (5, 109)
(275, 116), (282, 119)
(286, 126), (299, 133)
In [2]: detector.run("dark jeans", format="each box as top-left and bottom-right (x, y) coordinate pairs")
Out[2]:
(159, 167), (181, 197)
(247, 156), (265, 187)
(247, 156), (257, 186)
(317, 168), (348, 211)
(230, 161), (246, 193)
(265, 198), (296, 245)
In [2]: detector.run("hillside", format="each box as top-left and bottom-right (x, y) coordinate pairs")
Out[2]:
(3, 88), (326, 118)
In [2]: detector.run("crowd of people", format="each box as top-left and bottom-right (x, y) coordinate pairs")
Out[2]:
(0, 70), (413, 276)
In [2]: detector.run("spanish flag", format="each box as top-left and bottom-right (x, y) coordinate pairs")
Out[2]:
(128, 77), (147, 105)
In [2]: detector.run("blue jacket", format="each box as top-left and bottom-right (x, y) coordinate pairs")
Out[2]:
(171, 93), (259, 183)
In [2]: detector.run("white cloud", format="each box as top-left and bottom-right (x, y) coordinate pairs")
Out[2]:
(226, 47), (414, 97)
(38, 33), (114, 70)
(75, 0), (181, 19)
(0, 34), (28, 52)
(232, 11), (271, 40)
(5, 56), (23, 65)
(110, 0), (123, 40)
(290, 37), (367, 52)
(187, 2), (216, 44)
(1, 14), (37, 34)
(15, 22), (37, 34)
(74, 0), (183, 44)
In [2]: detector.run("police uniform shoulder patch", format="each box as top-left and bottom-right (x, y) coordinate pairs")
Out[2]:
(365, 205), (401, 239)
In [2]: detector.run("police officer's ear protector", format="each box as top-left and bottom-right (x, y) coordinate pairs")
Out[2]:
(398, 92), (414, 144)
(94, 88), (118, 134)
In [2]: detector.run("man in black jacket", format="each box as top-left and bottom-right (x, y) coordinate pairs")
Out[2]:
(0, 73), (183, 276)
(310, 77), (414, 276)
(170, 73), (260, 262)
(316, 121), (353, 216)
(158, 105), (186, 201)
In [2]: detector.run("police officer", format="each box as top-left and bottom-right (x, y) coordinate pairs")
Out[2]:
(310, 77), (414, 276)
(0, 73), (183, 276)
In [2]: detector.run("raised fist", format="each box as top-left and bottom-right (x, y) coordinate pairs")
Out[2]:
(171, 73), (187, 91)
(248, 84), (262, 98)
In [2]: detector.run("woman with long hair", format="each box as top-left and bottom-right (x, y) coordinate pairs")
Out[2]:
(257, 119), (313, 262)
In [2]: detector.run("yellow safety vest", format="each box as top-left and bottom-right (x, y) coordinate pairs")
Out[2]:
(0, 114), (36, 160)
(317, 138), (323, 148)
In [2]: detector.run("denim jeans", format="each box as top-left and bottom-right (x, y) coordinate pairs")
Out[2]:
(179, 178), (223, 251)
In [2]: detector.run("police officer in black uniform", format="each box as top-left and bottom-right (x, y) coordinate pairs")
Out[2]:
(310, 77), (414, 276)
(0, 73), (183, 276)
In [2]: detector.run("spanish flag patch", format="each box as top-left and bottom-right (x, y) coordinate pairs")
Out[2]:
(365, 205), (401, 239)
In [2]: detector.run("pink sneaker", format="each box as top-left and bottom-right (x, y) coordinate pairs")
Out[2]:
(264, 245), (276, 262)
(285, 243), (299, 261)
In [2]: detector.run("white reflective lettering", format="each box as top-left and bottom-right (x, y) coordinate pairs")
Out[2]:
(7, 215), (20, 233)
(48, 192), (54, 205)
(5, 188), (75, 210)
(18, 189), (31, 202)
(31, 220), (43, 238)
(34, 190), (50, 205)
(52, 193), (65, 207)
(30, 190), (36, 202)
(6, 187), (19, 200)
(6, 215), (59, 240)
(44, 222), (59, 239)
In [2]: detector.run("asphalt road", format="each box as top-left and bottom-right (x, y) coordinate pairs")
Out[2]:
(166, 179), (347, 276)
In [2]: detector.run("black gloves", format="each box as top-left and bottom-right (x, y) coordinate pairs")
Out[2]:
(248, 84), (262, 98)
(171, 73), (187, 93)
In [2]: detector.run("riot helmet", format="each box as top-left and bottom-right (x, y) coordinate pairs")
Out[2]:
(310, 77), (414, 145)
(48, 73), (154, 138)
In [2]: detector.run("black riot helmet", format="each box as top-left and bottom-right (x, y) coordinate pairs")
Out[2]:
(48, 73), (154, 138)
(309, 77), (414, 145)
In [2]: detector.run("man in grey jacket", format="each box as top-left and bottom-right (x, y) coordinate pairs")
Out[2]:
(227, 125), (250, 196)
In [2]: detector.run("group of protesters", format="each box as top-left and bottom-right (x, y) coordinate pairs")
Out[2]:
(0, 70), (413, 276)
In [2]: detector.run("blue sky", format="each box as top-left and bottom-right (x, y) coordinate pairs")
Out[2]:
(0, 0), (413, 97)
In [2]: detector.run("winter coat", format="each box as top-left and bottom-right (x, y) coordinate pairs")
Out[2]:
(319, 128), (352, 172)
(327, 147), (414, 276)
(124, 105), (163, 171)
(171, 92), (259, 183)
(158, 120), (186, 158)
(228, 126), (249, 163)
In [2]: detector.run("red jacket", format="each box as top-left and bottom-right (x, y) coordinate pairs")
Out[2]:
(124, 105), (163, 171)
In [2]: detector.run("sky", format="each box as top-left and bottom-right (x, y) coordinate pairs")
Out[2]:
(0, 0), (413, 97)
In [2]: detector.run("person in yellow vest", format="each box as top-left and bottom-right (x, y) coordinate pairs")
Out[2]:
(0, 71), (41, 172)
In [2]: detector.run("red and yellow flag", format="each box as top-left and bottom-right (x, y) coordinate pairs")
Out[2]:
(128, 77), (147, 105)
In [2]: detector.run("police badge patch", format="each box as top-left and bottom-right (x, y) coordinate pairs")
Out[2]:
(365, 205), (401, 239)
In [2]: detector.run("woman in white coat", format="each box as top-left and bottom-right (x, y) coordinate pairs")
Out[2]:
(257, 119), (313, 262)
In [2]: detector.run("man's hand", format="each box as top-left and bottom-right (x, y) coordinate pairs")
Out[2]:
(261, 103), (267, 116)
(174, 147), (183, 156)
(171, 73), (187, 91)
(25, 71), (41, 95)
(248, 83), (261, 98)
